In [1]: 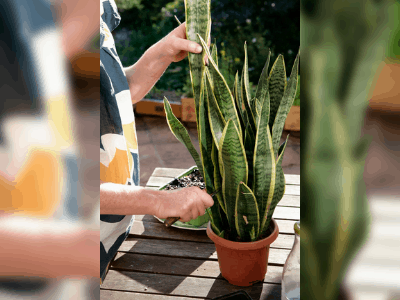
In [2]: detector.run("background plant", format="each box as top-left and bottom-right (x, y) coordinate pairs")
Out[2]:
(163, 0), (299, 242)
(113, 0), (299, 95)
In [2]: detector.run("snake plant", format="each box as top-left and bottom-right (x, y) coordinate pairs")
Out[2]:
(163, 0), (299, 242)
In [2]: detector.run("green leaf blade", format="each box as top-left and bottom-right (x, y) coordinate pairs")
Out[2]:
(219, 119), (248, 238)
(198, 77), (214, 193)
(235, 182), (260, 242)
(272, 52), (300, 157)
(268, 55), (287, 132)
(205, 69), (226, 149)
(163, 97), (204, 177)
(263, 136), (289, 235)
(255, 50), (271, 121)
(198, 34), (242, 137)
(185, 0), (211, 132)
(253, 91), (275, 227)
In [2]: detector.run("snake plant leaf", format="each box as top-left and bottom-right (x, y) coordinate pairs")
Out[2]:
(208, 43), (218, 84)
(211, 42), (218, 67)
(207, 143), (224, 233)
(211, 141), (226, 214)
(205, 69), (226, 148)
(197, 34), (242, 137)
(253, 89), (275, 223)
(263, 135), (289, 235)
(234, 71), (246, 138)
(210, 221), (221, 236)
(250, 226), (256, 241)
(272, 52), (299, 157)
(219, 119), (248, 236)
(241, 61), (257, 134)
(243, 126), (256, 188)
(235, 182), (260, 242)
(268, 55), (287, 133)
(208, 202), (223, 236)
(243, 42), (254, 114)
(163, 97), (204, 177)
(184, 0), (211, 130)
(198, 77), (214, 193)
(255, 50), (271, 123)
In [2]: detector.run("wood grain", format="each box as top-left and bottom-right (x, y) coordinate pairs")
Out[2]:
(135, 216), (297, 234)
(101, 290), (202, 300)
(110, 252), (285, 283)
(102, 270), (281, 299)
(116, 238), (290, 266)
(129, 221), (295, 249)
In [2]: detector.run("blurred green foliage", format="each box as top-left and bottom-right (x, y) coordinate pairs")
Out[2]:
(387, 1), (400, 59)
(301, 0), (395, 299)
(113, 0), (299, 95)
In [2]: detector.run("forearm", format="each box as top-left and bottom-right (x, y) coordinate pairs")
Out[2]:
(100, 182), (163, 215)
(124, 43), (171, 104)
(0, 217), (98, 278)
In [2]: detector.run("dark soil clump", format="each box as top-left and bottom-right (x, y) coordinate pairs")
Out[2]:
(164, 169), (206, 190)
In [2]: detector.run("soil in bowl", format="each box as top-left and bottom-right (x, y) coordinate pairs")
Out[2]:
(163, 169), (205, 191)
(163, 169), (208, 226)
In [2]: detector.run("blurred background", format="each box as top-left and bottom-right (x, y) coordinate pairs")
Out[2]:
(301, 0), (400, 299)
(0, 0), (99, 298)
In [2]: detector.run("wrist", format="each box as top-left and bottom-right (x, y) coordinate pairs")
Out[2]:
(136, 188), (164, 216)
(148, 41), (173, 66)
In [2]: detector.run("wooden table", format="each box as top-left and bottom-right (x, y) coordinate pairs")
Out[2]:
(100, 168), (300, 300)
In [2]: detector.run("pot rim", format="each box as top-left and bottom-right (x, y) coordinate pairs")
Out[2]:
(206, 219), (279, 251)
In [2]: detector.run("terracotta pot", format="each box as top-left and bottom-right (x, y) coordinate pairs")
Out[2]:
(206, 219), (279, 286)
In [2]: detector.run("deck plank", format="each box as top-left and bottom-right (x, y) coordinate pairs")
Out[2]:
(110, 252), (285, 283)
(129, 221), (295, 249)
(101, 290), (203, 300)
(116, 239), (290, 266)
(135, 216), (297, 235)
(102, 270), (281, 300)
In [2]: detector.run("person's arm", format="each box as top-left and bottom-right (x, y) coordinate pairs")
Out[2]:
(0, 216), (98, 278)
(124, 22), (203, 104)
(100, 182), (214, 222)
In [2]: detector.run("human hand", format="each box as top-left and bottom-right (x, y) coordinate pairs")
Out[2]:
(156, 22), (211, 63)
(155, 187), (214, 222)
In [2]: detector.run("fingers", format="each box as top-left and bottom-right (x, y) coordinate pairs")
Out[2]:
(174, 38), (202, 54)
(199, 189), (214, 208)
(161, 187), (214, 223)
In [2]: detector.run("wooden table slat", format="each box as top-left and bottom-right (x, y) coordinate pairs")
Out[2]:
(116, 240), (290, 265)
(101, 290), (203, 300)
(129, 221), (295, 249)
(134, 216), (297, 235)
(102, 270), (282, 300)
(111, 252), (285, 283)
(151, 168), (192, 178)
